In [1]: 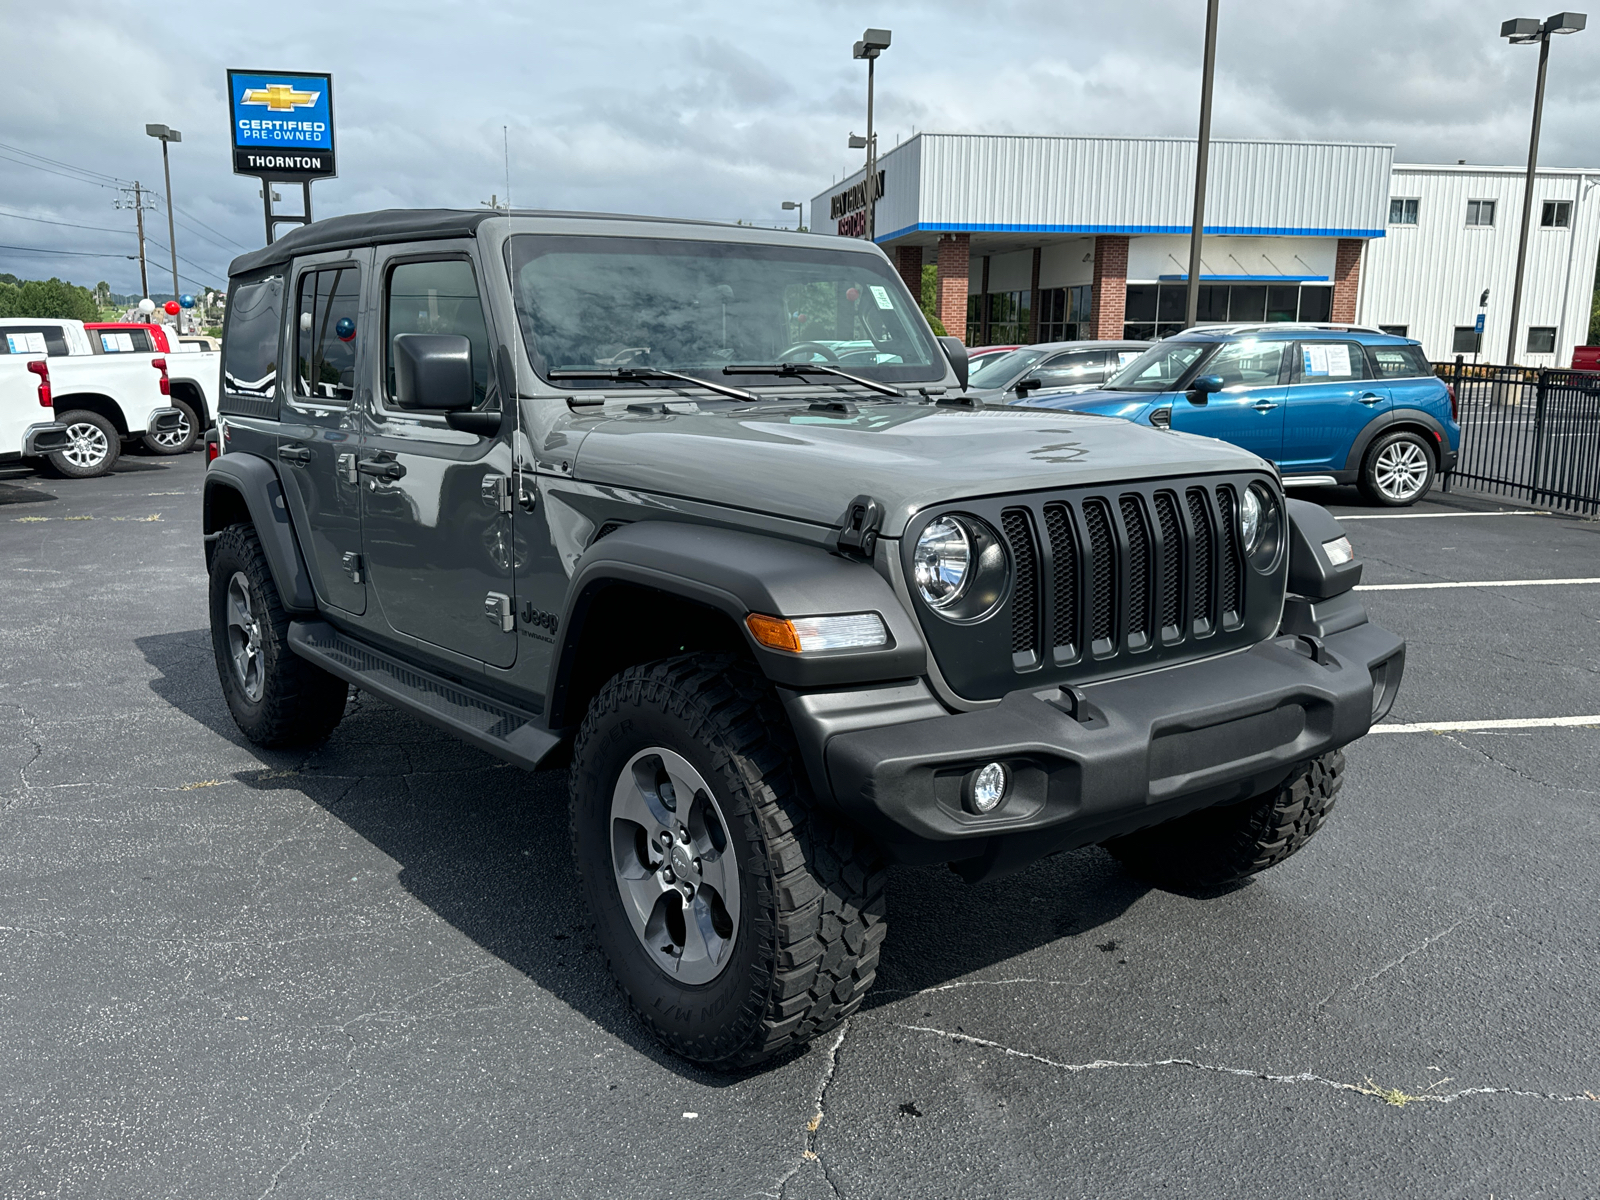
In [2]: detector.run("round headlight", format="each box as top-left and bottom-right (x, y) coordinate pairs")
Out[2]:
(914, 517), (972, 609)
(1239, 486), (1262, 553)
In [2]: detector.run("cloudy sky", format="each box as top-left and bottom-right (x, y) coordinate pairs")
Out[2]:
(4, 0), (1598, 296)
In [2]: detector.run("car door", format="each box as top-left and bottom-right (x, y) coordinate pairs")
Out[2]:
(359, 245), (518, 669)
(275, 250), (369, 615)
(1279, 340), (1389, 473)
(1168, 337), (1288, 461)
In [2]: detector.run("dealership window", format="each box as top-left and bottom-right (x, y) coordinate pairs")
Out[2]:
(1527, 327), (1557, 355)
(1122, 282), (1332, 341)
(1541, 200), (1572, 228)
(1389, 198), (1419, 225)
(1036, 285), (1091, 342)
(1465, 199), (1496, 227)
(1378, 324), (1409, 337)
(1451, 326), (1481, 355)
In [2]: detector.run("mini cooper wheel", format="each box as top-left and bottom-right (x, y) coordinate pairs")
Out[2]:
(46, 410), (120, 479)
(208, 524), (349, 748)
(142, 399), (198, 455)
(1359, 431), (1434, 507)
(570, 654), (887, 1069)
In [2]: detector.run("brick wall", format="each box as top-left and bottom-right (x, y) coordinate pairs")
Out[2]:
(1028, 247), (1042, 343)
(936, 233), (970, 342)
(1091, 235), (1129, 340)
(895, 245), (923, 301)
(1331, 238), (1363, 324)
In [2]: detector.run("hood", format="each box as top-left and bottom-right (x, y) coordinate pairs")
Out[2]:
(1021, 389), (1168, 420)
(570, 400), (1266, 535)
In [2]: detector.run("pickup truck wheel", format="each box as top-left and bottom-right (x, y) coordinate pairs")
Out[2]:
(46, 410), (120, 479)
(142, 400), (198, 455)
(1104, 750), (1345, 890)
(570, 654), (887, 1069)
(1358, 431), (1434, 506)
(208, 523), (348, 748)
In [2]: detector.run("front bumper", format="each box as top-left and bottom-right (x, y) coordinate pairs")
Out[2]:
(22, 422), (70, 456)
(799, 617), (1404, 880)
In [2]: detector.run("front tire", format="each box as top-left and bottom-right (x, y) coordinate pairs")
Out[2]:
(1104, 751), (1345, 890)
(208, 523), (348, 748)
(1359, 430), (1434, 506)
(570, 655), (887, 1069)
(46, 410), (120, 479)
(142, 399), (198, 455)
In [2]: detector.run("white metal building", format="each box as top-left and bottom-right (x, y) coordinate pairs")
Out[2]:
(810, 134), (1599, 364)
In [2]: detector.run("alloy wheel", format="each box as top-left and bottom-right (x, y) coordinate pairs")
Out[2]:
(225, 571), (266, 703)
(61, 422), (110, 470)
(150, 410), (193, 450)
(1373, 440), (1429, 502)
(609, 746), (740, 985)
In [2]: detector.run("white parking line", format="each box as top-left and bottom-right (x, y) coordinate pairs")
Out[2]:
(1355, 577), (1600, 591)
(1373, 715), (1600, 733)
(1337, 511), (1548, 520)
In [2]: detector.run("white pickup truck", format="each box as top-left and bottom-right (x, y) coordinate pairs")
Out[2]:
(85, 322), (221, 452)
(0, 319), (183, 478)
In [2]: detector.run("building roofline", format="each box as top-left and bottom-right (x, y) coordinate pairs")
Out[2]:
(1393, 161), (1600, 176)
(891, 132), (1397, 150)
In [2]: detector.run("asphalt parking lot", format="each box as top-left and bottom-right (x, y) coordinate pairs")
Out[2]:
(2, 453), (1598, 1200)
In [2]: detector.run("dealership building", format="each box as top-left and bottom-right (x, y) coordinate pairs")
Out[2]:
(810, 134), (1600, 365)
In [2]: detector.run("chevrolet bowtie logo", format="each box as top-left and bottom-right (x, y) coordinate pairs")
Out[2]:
(241, 84), (319, 112)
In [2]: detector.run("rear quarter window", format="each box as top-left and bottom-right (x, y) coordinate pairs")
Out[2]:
(220, 274), (285, 417)
(2, 326), (71, 356)
(1367, 345), (1432, 378)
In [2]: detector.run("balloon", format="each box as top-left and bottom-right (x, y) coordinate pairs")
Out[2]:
(335, 317), (356, 342)
(846, 287), (860, 302)
(179, 294), (196, 309)
(138, 298), (155, 314)
(164, 301), (180, 316)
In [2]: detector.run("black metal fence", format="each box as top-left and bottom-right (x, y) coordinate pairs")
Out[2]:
(1432, 358), (1600, 516)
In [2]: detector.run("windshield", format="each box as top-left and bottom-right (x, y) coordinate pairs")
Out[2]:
(1103, 340), (1214, 391)
(967, 347), (1047, 390)
(507, 235), (943, 387)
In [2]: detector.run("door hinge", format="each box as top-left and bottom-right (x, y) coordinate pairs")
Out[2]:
(481, 472), (513, 514)
(337, 452), (358, 485)
(484, 591), (513, 632)
(341, 551), (363, 584)
(835, 494), (884, 561)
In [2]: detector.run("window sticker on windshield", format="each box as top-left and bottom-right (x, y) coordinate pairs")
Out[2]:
(6, 332), (47, 355)
(1116, 351), (1139, 367)
(868, 285), (894, 310)
(100, 332), (135, 353)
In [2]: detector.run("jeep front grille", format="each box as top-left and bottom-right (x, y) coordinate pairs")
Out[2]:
(904, 474), (1284, 702)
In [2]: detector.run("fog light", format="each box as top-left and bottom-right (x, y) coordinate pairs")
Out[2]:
(964, 762), (1009, 814)
(1322, 535), (1354, 566)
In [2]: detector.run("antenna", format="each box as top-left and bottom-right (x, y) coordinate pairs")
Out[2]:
(503, 125), (512, 210)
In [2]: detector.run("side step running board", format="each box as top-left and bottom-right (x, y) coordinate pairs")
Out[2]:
(288, 620), (561, 771)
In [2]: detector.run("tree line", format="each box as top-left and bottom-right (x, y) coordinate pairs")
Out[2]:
(0, 273), (106, 322)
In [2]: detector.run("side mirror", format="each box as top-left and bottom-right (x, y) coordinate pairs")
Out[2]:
(938, 335), (968, 391)
(1014, 376), (1044, 398)
(393, 333), (474, 411)
(1186, 374), (1224, 405)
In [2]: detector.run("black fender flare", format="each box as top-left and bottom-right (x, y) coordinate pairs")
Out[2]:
(547, 521), (927, 724)
(203, 453), (316, 613)
(1343, 408), (1452, 475)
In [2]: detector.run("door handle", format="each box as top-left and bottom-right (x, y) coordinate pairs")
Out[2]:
(1251, 401), (1279, 412)
(1359, 392), (1383, 404)
(336, 452), (357, 485)
(356, 458), (406, 481)
(277, 445), (312, 465)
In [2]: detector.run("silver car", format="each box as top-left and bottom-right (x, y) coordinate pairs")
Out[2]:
(965, 339), (1151, 404)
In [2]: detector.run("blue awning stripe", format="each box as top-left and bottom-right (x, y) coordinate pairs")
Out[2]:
(873, 221), (1384, 243)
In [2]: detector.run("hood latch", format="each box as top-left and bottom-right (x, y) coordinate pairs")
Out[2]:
(835, 494), (884, 561)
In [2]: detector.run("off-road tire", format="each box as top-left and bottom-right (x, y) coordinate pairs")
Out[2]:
(570, 654), (888, 1070)
(1358, 430), (1435, 507)
(1104, 750), (1346, 890)
(208, 523), (348, 748)
(142, 399), (198, 455)
(46, 409), (120, 479)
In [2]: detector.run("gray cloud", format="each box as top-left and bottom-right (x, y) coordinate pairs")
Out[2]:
(3, 0), (1596, 294)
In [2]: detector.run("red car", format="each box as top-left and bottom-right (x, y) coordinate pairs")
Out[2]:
(83, 322), (173, 355)
(1572, 345), (1600, 372)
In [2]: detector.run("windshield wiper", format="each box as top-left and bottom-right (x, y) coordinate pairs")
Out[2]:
(723, 362), (904, 398)
(547, 367), (755, 403)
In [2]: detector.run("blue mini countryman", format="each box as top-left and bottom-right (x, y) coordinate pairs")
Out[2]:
(1019, 326), (1461, 506)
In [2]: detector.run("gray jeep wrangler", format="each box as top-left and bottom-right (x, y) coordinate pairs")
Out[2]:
(204, 209), (1404, 1068)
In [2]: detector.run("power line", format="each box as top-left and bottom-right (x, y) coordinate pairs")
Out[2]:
(0, 149), (124, 191)
(0, 243), (139, 259)
(0, 206), (135, 236)
(171, 203), (249, 251)
(0, 139), (130, 186)
(143, 236), (227, 287)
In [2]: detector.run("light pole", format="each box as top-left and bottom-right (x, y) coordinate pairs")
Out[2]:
(145, 124), (183, 332)
(1500, 12), (1586, 364)
(1184, 0), (1221, 330)
(852, 28), (891, 242)
(782, 200), (803, 231)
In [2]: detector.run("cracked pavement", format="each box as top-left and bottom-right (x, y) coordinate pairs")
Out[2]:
(3, 457), (1599, 1198)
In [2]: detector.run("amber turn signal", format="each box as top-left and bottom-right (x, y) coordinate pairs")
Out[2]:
(746, 613), (802, 653)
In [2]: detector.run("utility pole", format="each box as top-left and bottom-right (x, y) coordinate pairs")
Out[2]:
(1184, 0), (1221, 329)
(117, 181), (152, 299)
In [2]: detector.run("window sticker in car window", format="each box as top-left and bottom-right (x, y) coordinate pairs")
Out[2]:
(1116, 351), (1140, 368)
(6, 332), (47, 355)
(1302, 344), (1352, 378)
(868, 285), (893, 310)
(100, 332), (135, 353)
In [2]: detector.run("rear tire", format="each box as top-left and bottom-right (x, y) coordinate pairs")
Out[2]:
(208, 523), (348, 748)
(142, 399), (198, 455)
(570, 654), (887, 1070)
(1104, 751), (1345, 890)
(46, 410), (120, 479)
(1359, 430), (1434, 506)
